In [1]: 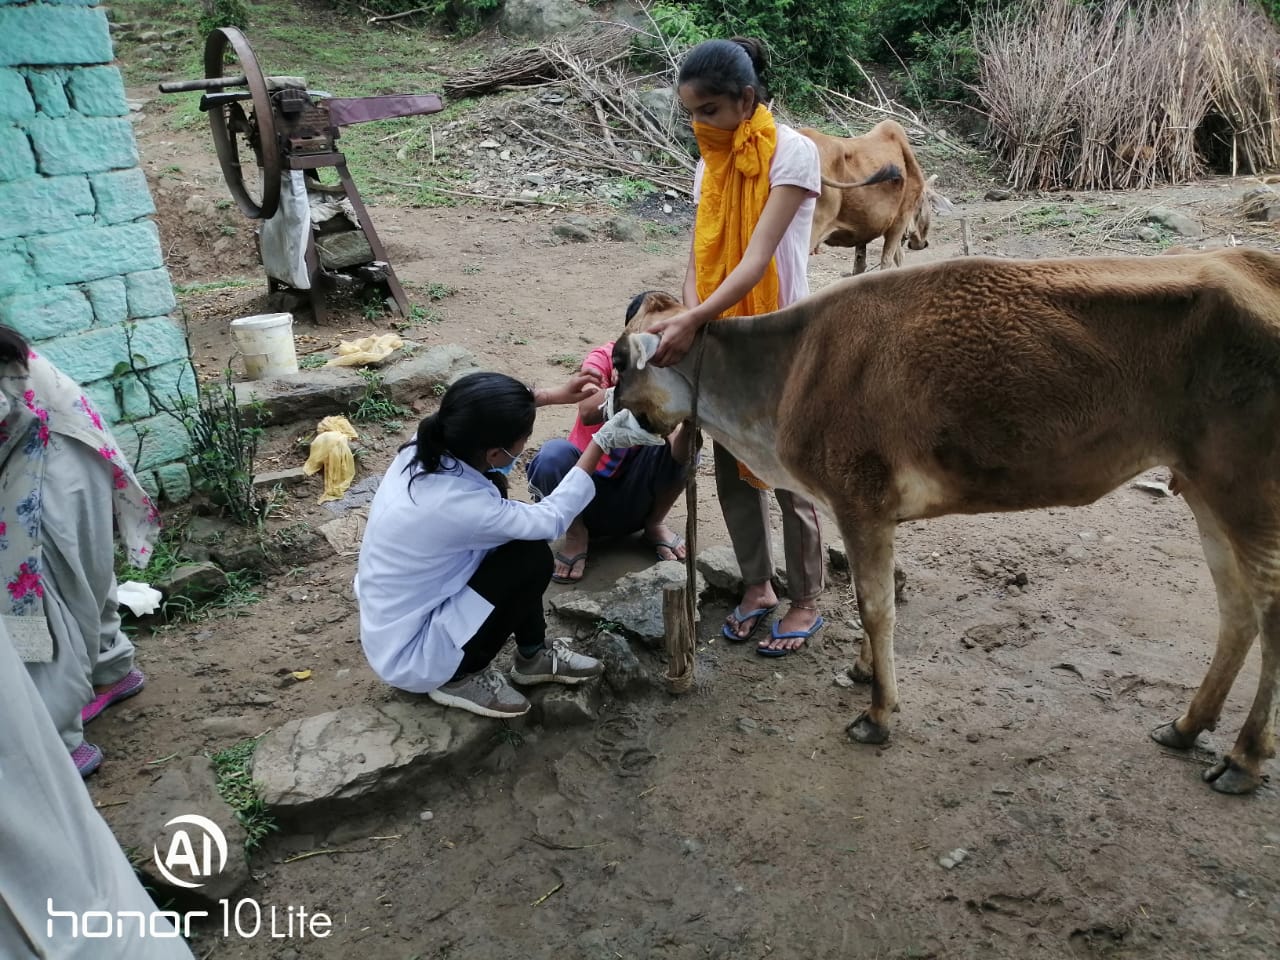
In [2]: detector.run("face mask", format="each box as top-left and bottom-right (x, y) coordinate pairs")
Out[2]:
(487, 447), (521, 476)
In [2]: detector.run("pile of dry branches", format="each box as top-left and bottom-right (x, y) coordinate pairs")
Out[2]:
(976, 0), (1280, 190)
(441, 23), (632, 98)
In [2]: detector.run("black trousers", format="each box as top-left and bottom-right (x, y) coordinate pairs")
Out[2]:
(452, 539), (554, 680)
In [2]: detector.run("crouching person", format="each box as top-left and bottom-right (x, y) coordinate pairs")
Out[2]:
(356, 371), (665, 717)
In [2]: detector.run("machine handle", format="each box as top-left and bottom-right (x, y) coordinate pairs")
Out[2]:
(158, 74), (247, 94)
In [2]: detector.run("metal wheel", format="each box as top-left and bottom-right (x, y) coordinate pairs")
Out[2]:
(204, 27), (280, 220)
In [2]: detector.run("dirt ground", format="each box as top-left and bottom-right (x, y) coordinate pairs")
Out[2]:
(80, 62), (1280, 959)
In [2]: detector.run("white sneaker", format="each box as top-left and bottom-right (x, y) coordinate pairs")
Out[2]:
(510, 637), (604, 686)
(428, 667), (530, 718)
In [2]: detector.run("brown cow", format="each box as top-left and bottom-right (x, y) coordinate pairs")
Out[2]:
(612, 247), (1280, 795)
(802, 120), (948, 274)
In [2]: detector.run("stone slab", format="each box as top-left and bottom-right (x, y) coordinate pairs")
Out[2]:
(552, 560), (705, 646)
(0, 6), (112, 67)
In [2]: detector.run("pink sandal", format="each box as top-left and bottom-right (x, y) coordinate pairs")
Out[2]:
(81, 668), (146, 725)
(71, 742), (103, 778)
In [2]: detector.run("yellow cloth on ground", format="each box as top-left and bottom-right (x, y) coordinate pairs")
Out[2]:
(692, 106), (779, 490)
(325, 333), (403, 367)
(303, 415), (359, 503)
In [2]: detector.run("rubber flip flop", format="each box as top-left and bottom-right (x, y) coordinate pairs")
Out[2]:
(722, 604), (777, 644)
(81, 668), (146, 725)
(649, 534), (687, 563)
(551, 551), (588, 584)
(757, 615), (826, 658)
(71, 742), (103, 778)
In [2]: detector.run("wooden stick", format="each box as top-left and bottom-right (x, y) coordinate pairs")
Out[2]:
(961, 217), (973, 256)
(663, 583), (695, 693)
(366, 6), (429, 24)
(367, 175), (563, 208)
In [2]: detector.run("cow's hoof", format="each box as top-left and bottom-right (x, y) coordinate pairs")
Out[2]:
(1151, 720), (1199, 750)
(847, 712), (889, 744)
(1203, 757), (1261, 795)
(850, 660), (874, 684)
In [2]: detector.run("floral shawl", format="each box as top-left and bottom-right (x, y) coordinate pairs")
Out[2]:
(0, 349), (160, 661)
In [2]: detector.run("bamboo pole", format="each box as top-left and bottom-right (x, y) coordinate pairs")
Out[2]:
(663, 583), (695, 694)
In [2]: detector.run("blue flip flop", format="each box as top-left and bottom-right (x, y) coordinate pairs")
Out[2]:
(722, 604), (777, 644)
(757, 615), (825, 658)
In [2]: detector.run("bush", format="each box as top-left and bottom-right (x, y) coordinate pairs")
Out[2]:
(197, 0), (249, 37)
(348, 0), (498, 31)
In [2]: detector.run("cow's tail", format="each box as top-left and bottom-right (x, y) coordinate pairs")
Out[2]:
(821, 163), (902, 190)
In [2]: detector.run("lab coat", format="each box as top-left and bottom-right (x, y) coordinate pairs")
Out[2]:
(355, 446), (594, 692)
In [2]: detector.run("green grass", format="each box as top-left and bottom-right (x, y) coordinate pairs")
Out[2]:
(210, 736), (277, 854)
(423, 281), (455, 300)
(352, 369), (410, 424)
(298, 352), (329, 370)
(159, 569), (264, 624)
(173, 277), (258, 295)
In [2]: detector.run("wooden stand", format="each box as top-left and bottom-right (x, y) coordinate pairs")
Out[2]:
(663, 583), (695, 694)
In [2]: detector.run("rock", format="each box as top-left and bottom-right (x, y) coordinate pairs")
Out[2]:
(158, 562), (228, 606)
(938, 847), (969, 869)
(1133, 225), (1162, 243)
(253, 466), (309, 489)
(420, 810), (434, 822)
(499, 0), (591, 38)
(1144, 206), (1201, 237)
(316, 510), (367, 555)
(522, 172), (546, 186)
(827, 541), (849, 572)
(478, 139), (500, 149)
(695, 545), (743, 595)
(528, 683), (602, 726)
(602, 216), (645, 242)
(200, 715), (262, 740)
(833, 667), (857, 689)
(250, 701), (492, 820)
(320, 476), (381, 516)
(984, 188), (1013, 201)
(553, 219), (593, 242)
(972, 559), (997, 578)
(662, 203), (673, 214)
(1241, 187), (1280, 222)
(588, 630), (649, 695)
(736, 716), (759, 734)
(1006, 571), (1029, 588)
(551, 560), (705, 645)
(381, 343), (479, 405)
(111, 757), (249, 906)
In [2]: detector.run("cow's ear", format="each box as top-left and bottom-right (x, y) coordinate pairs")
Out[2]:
(629, 332), (661, 371)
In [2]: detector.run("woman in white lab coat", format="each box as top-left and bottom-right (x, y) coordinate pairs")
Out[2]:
(356, 371), (663, 718)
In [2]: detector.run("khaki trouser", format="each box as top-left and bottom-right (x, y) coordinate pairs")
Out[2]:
(713, 441), (825, 602)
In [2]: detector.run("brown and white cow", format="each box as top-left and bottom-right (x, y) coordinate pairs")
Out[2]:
(613, 247), (1280, 795)
(801, 120), (949, 274)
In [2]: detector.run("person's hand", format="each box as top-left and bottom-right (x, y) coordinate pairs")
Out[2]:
(647, 311), (700, 367)
(538, 369), (602, 406)
(591, 410), (666, 451)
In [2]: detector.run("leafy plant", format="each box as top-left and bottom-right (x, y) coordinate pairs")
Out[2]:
(352, 368), (410, 424)
(198, 0), (250, 37)
(298, 352), (329, 370)
(424, 281), (455, 300)
(210, 736), (277, 854)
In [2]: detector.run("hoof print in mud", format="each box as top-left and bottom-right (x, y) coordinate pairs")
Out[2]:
(1150, 720), (1199, 750)
(1202, 758), (1262, 795)
(847, 712), (889, 744)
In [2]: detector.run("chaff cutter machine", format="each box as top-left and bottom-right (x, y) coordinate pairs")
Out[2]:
(159, 27), (443, 320)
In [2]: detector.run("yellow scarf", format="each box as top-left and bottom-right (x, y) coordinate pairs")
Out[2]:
(693, 105), (778, 489)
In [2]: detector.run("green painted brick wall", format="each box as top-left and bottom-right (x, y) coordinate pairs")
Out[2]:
(0, 6), (111, 66)
(66, 65), (126, 116)
(0, 285), (92, 340)
(0, 129), (36, 182)
(91, 168), (155, 223)
(0, 2), (194, 499)
(29, 115), (137, 176)
(28, 221), (162, 284)
(0, 68), (34, 123)
(0, 174), (96, 240)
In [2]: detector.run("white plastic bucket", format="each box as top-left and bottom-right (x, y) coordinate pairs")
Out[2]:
(229, 312), (298, 379)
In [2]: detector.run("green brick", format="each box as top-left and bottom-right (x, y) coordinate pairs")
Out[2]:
(28, 221), (162, 284)
(120, 357), (195, 418)
(29, 116), (136, 176)
(0, 174), (95, 240)
(0, 68), (34, 123)
(125, 316), (189, 369)
(36, 322), (125, 382)
(0, 128), (35, 182)
(0, 6), (112, 66)
(26, 69), (69, 118)
(118, 375), (151, 419)
(111, 412), (189, 470)
(0, 285), (92, 340)
(84, 276), (126, 324)
(125, 268), (176, 319)
(66, 65), (126, 117)
(0, 240), (34, 299)
(135, 469), (159, 500)
(155, 462), (192, 502)
(90, 168), (154, 224)
(82, 379), (122, 424)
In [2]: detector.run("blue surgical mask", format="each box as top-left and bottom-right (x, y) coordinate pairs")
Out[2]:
(487, 447), (521, 476)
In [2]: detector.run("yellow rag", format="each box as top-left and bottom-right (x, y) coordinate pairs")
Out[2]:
(692, 106), (779, 490)
(303, 415), (359, 503)
(324, 333), (403, 367)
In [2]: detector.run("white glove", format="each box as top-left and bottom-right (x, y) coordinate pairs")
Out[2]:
(598, 386), (616, 420)
(592, 409), (666, 451)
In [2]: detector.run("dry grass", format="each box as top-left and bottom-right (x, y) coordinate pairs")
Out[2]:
(975, 0), (1280, 190)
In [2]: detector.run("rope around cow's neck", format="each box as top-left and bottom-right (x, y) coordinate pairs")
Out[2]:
(665, 330), (706, 693)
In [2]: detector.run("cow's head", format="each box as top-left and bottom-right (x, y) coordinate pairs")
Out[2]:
(906, 174), (954, 251)
(610, 291), (694, 436)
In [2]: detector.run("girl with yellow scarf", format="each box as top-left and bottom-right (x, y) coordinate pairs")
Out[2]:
(648, 37), (827, 656)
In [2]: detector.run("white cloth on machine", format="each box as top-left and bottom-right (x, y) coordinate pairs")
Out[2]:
(260, 171), (363, 290)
